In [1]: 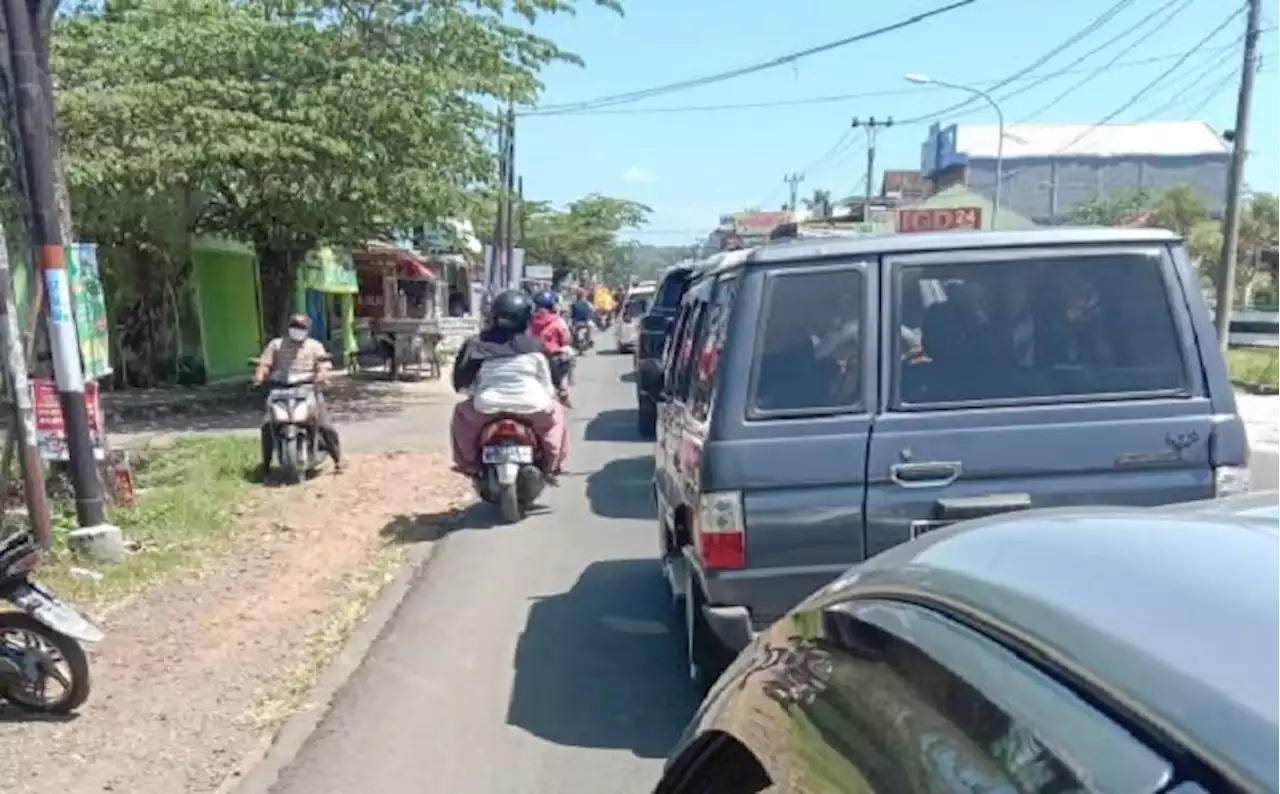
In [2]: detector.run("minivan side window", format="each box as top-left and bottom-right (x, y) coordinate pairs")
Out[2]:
(690, 277), (738, 423)
(809, 599), (1169, 794)
(669, 299), (708, 402)
(749, 266), (864, 416)
(895, 252), (1188, 407)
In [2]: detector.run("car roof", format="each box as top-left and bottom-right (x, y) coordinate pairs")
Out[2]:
(823, 493), (1278, 793)
(697, 227), (1181, 278)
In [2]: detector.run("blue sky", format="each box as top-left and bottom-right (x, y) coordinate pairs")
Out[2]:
(514, 0), (1280, 246)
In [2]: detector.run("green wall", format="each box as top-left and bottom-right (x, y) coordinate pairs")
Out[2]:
(192, 242), (262, 381)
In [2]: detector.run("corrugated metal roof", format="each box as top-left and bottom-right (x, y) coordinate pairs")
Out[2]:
(955, 121), (1229, 159)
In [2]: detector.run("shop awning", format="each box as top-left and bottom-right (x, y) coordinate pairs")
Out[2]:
(354, 240), (437, 281)
(299, 248), (359, 293)
(397, 258), (436, 281)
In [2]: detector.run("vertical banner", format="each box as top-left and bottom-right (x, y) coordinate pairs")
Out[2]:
(66, 243), (113, 381)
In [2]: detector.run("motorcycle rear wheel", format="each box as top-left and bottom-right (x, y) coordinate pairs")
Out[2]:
(498, 485), (523, 523)
(0, 612), (91, 714)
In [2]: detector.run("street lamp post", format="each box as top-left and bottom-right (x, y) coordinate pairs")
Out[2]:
(905, 73), (1005, 230)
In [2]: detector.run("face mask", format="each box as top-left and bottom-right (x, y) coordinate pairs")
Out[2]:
(287, 327), (308, 342)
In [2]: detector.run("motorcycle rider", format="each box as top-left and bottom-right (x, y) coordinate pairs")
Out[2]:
(450, 290), (569, 479)
(592, 285), (616, 327)
(252, 314), (343, 474)
(569, 288), (595, 347)
(529, 289), (574, 406)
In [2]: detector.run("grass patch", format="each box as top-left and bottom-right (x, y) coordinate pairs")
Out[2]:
(41, 435), (257, 604)
(250, 543), (408, 729)
(1227, 348), (1280, 387)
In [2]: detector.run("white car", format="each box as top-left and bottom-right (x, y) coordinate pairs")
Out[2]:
(617, 285), (655, 354)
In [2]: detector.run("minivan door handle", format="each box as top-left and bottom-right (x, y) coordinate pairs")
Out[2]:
(890, 461), (962, 488)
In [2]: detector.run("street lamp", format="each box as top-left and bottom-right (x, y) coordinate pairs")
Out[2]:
(905, 73), (1005, 230)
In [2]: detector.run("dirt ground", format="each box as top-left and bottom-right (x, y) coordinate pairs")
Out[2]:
(0, 450), (474, 794)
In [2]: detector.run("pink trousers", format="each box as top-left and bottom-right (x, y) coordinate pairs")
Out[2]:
(451, 398), (569, 474)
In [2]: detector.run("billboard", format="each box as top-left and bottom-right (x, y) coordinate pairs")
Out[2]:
(896, 207), (983, 233)
(920, 123), (968, 177)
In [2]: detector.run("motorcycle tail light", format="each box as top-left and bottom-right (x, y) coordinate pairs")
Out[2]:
(482, 419), (531, 444)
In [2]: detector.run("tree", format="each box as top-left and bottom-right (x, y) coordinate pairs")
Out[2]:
(1152, 184), (1209, 238)
(1065, 188), (1155, 226)
(519, 194), (650, 284)
(52, 0), (622, 333)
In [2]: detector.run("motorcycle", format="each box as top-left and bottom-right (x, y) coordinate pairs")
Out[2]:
(571, 322), (593, 354)
(475, 417), (549, 523)
(596, 311), (613, 332)
(0, 531), (101, 714)
(262, 371), (329, 484)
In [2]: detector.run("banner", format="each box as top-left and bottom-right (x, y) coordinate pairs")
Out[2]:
(66, 243), (113, 381)
(32, 376), (105, 461)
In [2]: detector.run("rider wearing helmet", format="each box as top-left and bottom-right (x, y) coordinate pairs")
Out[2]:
(450, 290), (569, 477)
(529, 289), (574, 405)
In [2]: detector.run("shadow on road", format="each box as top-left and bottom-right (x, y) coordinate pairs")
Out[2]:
(586, 455), (655, 520)
(380, 502), (502, 543)
(584, 409), (642, 443)
(506, 558), (697, 759)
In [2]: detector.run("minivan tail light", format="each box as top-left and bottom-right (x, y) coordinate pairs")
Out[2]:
(1214, 465), (1251, 497)
(696, 491), (746, 570)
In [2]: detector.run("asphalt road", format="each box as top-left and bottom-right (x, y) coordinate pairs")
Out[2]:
(265, 344), (696, 794)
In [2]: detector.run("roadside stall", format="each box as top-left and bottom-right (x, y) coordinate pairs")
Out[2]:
(295, 247), (359, 368)
(352, 241), (443, 379)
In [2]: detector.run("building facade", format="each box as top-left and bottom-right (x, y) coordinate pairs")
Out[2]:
(919, 121), (1231, 225)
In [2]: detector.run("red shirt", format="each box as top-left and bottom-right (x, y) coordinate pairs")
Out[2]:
(530, 309), (571, 353)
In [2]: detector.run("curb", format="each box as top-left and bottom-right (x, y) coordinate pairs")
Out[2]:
(224, 537), (443, 794)
(1232, 378), (1280, 396)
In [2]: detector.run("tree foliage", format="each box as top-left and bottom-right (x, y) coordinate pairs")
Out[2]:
(51, 0), (621, 330)
(518, 194), (650, 283)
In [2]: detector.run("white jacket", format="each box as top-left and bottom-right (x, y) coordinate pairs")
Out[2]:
(472, 352), (555, 414)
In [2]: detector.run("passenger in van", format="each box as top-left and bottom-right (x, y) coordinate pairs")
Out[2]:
(756, 314), (841, 411)
(903, 301), (982, 403)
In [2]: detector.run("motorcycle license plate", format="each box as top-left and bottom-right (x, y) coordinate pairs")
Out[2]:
(483, 445), (533, 464)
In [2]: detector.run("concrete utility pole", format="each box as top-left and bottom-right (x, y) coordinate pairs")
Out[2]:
(502, 105), (517, 288)
(2, 0), (114, 546)
(783, 173), (804, 212)
(852, 117), (893, 221)
(1213, 0), (1263, 350)
(490, 113), (508, 292)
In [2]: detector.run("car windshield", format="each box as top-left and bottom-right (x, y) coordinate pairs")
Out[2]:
(896, 251), (1188, 406)
(752, 267), (864, 414)
(625, 295), (652, 316)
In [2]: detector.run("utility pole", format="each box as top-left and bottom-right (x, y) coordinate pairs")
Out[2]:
(0, 228), (51, 550)
(852, 117), (893, 222)
(3, 0), (111, 535)
(1213, 0), (1263, 350)
(490, 113), (508, 292)
(783, 173), (804, 212)
(502, 105), (517, 288)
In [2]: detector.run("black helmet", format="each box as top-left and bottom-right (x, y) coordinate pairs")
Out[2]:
(490, 289), (534, 331)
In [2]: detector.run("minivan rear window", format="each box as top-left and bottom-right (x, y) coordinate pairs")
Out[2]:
(751, 267), (865, 415)
(625, 295), (651, 317)
(655, 270), (692, 308)
(895, 252), (1188, 407)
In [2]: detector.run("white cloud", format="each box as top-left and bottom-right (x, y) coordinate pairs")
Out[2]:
(622, 165), (658, 184)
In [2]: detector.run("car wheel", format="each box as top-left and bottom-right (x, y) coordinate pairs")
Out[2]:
(637, 399), (657, 439)
(685, 570), (732, 699)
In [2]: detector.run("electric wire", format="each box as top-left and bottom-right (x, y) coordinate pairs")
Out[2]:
(520, 0), (979, 116)
(896, 0), (1145, 125)
(1047, 6), (1246, 155)
(1014, 0), (1202, 122)
(1131, 42), (1241, 121)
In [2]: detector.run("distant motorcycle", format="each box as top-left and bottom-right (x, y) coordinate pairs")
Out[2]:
(0, 531), (101, 714)
(474, 417), (550, 523)
(571, 322), (593, 354)
(261, 370), (330, 484)
(596, 312), (613, 331)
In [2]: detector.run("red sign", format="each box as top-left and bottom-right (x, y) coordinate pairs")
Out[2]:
(32, 376), (105, 461)
(896, 207), (983, 233)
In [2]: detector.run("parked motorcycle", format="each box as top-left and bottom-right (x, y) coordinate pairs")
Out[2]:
(263, 371), (328, 484)
(474, 417), (549, 523)
(571, 322), (593, 354)
(0, 531), (101, 714)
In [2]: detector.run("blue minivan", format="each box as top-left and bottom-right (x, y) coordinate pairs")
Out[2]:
(652, 228), (1251, 693)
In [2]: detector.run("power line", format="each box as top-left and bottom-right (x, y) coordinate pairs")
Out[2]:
(516, 45), (1271, 120)
(898, 0), (1144, 125)
(521, 0), (980, 116)
(1013, 0), (1203, 122)
(1177, 66), (1244, 118)
(1132, 43), (1241, 122)
(1048, 6), (1246, 155)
